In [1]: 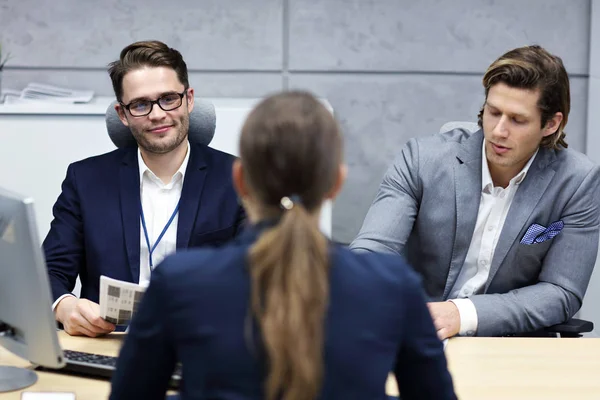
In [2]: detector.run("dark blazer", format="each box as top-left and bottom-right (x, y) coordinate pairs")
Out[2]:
(110, 223), (456, 400)
(43, 142), (245, 304)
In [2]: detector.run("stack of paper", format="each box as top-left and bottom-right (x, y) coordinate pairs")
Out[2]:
(1, 83), (94, 104)
(20, 82), (94, 103)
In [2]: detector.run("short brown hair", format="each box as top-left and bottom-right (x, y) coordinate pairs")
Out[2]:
(241, 91), (342, 400)
(108, 40), (189, 101)
(478, 45), (570, 150)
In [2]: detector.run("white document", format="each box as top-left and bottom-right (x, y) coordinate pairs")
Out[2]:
(99, 275), (147, 326)
(21, 393), (76, 400)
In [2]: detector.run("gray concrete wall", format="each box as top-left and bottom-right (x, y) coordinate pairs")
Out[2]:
(2, 0), (590, 242)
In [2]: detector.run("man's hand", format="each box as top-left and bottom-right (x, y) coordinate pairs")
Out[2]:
(55, 297), (116, 337)
(427, 301), (460, 340)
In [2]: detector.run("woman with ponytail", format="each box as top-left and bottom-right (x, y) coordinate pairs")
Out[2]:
(111, 91), (456, 400)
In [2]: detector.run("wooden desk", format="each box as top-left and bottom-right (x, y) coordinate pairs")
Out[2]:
(445, 337), (600, 400)
(2, 334), (600, 399)
(0, 332), (125, 399)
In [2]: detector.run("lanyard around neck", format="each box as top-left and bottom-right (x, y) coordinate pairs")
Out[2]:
(140, 199), (181, 269)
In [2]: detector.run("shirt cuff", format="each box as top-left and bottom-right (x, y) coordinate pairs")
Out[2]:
(449, 298), (478, 336)
(52, 293), (76, 312)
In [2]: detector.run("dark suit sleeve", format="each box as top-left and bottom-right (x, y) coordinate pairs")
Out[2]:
(42, 164), (85, 302)
(110, 265), (176, 400)
(394, 271), (457, 400)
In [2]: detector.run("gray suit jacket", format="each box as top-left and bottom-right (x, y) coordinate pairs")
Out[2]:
(351, 128), (600, 336)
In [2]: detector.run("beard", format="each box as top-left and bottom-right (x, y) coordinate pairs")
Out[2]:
(130, 114), (190, 155)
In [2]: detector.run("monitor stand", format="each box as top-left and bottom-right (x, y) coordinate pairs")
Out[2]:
(0, 366), (38, 392)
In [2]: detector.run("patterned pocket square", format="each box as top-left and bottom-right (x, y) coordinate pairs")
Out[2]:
(520, 220), (564, 245)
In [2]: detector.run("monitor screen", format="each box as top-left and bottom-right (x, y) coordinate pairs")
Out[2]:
(0, 187), (64, 392)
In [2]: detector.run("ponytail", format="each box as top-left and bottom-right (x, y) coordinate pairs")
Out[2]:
(249, 199), (330, 400)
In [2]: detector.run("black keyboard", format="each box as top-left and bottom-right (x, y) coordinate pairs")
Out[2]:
(36, 349), (181, 389)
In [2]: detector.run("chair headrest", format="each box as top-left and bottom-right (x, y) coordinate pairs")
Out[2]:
(105, 99), (216, 148)
(439, 121), (479, 134)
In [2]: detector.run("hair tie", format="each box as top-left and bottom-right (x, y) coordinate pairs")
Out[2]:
(280, 195), (302, 210)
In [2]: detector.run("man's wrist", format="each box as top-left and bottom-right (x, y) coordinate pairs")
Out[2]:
(448, 298), (478, 336)
(53, 294), (76, 323)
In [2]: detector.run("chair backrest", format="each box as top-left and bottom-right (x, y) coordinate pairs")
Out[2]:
(439, 121), (479, 134)
(105, 99), (216, 148)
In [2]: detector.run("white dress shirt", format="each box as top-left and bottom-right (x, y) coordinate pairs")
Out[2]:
(449, 141), (537, 336)
(138, 142), (190, 287)
(52, 142), (190, 310)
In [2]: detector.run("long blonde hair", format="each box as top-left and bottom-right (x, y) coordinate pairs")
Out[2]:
(240, 91), (343, 400)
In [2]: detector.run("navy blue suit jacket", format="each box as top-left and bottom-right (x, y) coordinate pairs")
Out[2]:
(43, 142), (245, 304)
(110, 224), (456, 400)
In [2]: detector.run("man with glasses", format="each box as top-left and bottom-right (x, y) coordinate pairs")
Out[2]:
(43, 40), (245, 337)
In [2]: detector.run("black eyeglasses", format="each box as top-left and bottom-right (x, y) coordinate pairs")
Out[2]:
(120, 90), (188, 117)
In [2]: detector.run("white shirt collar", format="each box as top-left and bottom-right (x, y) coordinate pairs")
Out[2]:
(138, 141), (191, 187)
(481, 139), (538, 193)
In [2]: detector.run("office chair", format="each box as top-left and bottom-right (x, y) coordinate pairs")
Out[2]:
(440, 121), (594, 338)
(105, 99), (216, 148)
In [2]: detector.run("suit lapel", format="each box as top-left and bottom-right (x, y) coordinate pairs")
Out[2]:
(177, 143), (208, 249)
(119, 149), (141, 283)
(443, 130), (484, 299)
(486, 148), (556, 289)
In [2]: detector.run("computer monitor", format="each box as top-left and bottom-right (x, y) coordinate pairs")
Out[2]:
(0, 187), (64, 392)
